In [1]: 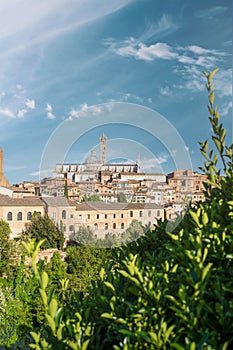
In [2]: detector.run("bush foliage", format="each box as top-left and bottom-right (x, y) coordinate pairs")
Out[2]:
(1, 70), (232, 349)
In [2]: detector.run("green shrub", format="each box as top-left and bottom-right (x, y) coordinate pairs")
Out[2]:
(21, 70), (233, 350)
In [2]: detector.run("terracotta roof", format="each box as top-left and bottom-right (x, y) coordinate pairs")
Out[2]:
(0, 195), (43, 207)
(75, 201), (163, 211)
(42, 197), (76, 207)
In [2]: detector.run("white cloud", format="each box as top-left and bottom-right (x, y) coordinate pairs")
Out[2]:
(17, 109), (27, 118)
(215, 69), (232, 97)
(0, 108), (15, 118)
(25, 99), (35, 109)
(221, 101), (232, 117)
(121, 93), (143, 103)
(0, 0), (131, 57)
(47, 112), (56, 120)
(112, 40), (178, 61)
(67, 103), (113, 120)
(147, 97), (152, 103)
(46, 103), (56, 119)
(160, 86), (171, 96)
(141, 155), (169, 171)
(46, 103), (53, 112)
(141, 14), (179, 42)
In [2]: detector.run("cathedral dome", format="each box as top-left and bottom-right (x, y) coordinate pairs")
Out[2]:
(84, 149), (101, 164)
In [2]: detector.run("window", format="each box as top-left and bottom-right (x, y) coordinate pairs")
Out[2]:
(157, 210), (160, 217)
(148, 210), (151, 217)
(52, 212), (56, 220)
(62, 210), (66, 219)
(104, 223), (108, 230)
(105, 214), (107, 219)
(121, 213), (124, 218)
(27, 212), (32, 220)
(139, 210), (143, 217)
(130, 211), (133, 218)
(17, 212), (22, 221)
(113, 223), (116, 229)
(96, 214), (99, 219)
(113, 214), (116, 219)
(94, 223), (98, 230)
(69, 225), (74, 232)
(87, 214), (90, 219)
(70, 214), (74, 218)
(63, 226), (66, 232)
(7, 212), (12, 221)
(121, 223), (124, 229)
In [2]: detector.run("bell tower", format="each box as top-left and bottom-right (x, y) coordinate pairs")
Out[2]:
(0, 147), (10, 187)
(100, 134), (107, 164)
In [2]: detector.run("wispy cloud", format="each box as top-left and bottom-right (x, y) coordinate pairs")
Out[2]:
(0, 108), (15, 118)
(141, 155), (169, 171)
(145, 14), (179, 37)
(220, 101), (232, 117)
(0, 1), (132, 57)
(195, 6), (228, 20)
(67, 103), (113, 120)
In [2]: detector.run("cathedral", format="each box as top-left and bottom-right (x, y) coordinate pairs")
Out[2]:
(55, 134), (141, 182)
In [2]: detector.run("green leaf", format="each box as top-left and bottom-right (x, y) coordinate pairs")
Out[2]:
(39, 289), (47, 306)
(209, 91), (215, 105)
(208, 68), (219, 84)
(30, 331), (40, 344)
(104, 281), (115, 292)
(171, 343), (185, 350)
(101, 312), (115, 319)
(48, 298), (58, 318)
(41, 271), (49, 290)
(201, 263), (213, 282)
(47, 286), (55, 304)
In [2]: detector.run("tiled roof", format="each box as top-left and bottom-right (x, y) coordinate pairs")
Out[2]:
(75, 201), (163, 211)
(0, 195), (43, 207)
(42, 197), (76, 207)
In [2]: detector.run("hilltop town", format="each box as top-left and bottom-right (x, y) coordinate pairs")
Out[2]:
(0, 135), (207, 243)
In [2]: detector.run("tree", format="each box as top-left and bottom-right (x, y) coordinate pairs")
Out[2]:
(124, 219), (145, 241)
(0, 220), (12, 273)
(117, 192), (127, 203)
(64, 179), (68, 199)
(25, 213), (64, 250)
(82, 194), (102, 202)
(72, 225), (95, 245)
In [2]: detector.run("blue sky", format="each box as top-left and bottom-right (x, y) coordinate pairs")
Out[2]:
(0, 0), (231, 184)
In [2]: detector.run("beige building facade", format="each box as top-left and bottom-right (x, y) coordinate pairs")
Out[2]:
(0, 195), (45, 238)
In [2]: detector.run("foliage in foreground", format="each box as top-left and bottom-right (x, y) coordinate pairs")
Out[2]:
(3, 70), (233, 349)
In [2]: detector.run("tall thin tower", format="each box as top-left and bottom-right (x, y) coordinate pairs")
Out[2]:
(0, 147), (10, 187)
(100, 134), (107, 164)
(0, 148), (3, 177)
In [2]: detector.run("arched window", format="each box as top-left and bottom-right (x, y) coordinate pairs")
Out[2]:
(62, 210), (66, 219)
(94, 223), (98, 230)
(121, 223), (124, 229)
(17, 212), (22, 221)
(113, 223), (116, 229)
(27, 212), (32, 220)
(104, 223), (108, 230)
(7, 212), (12, 221)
